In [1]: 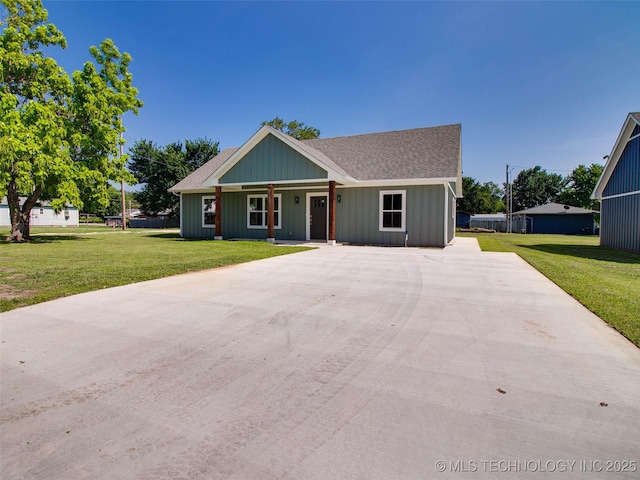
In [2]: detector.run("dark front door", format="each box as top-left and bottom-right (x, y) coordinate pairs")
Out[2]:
(310, 196), (327, 240)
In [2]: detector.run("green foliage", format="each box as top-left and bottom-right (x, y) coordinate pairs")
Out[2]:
(262, 117), (320, 140)
(128, 138), (219, 217)
(457, 176), (505, 213)
(558, 163), (603, 210)
(0, 0), (142, 241)
(511, 166), (565, 211)
(80, 185), (137, 216)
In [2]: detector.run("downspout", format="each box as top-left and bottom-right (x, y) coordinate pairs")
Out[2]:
(447, 182), (457, 243)
(172, 191), (182, 237)
(443, 183), (448, 247)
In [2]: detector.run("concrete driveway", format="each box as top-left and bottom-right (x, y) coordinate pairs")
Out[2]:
(1, 238), (639, 479)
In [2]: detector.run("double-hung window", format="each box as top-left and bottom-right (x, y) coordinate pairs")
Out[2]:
(202, 196), (216, 228)
(379, 190), (406, 232)
(247, 194), (281, 229)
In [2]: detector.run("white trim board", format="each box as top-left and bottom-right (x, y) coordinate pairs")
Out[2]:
(378, 190), (406, 233)
(601, 190), (640, 200)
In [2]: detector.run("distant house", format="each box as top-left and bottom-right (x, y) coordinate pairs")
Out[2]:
(104, 209), (141, 227)
(456, 210), (472, 229)
(169, 124), (463, 247)
(512, 203), (598, 235)
(130, 210), (179, 229)
(0, 197), (79, 228)
(592, 112), (640, 253)
(469, 213), (506, 232)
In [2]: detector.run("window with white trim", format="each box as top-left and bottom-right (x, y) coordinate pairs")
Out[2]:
(202, 196), (216, 228)
(247, 194), (281, 229)
(379, 190), (406, 232)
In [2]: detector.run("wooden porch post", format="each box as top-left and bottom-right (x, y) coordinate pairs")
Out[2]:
(328, 180), (336, 245)
(214, 186), (222, 240)
(267, 183), (275, 242)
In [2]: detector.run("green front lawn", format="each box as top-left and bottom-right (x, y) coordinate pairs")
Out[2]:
(459, 232), (640, 347)
(0, 230), (311, 312)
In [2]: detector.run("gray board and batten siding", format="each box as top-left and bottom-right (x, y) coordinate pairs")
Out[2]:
(598, 118), (640, 253)
(220, 134), (328, 184)
(181, 184), (452, 247)
(173, 124), (462, 248)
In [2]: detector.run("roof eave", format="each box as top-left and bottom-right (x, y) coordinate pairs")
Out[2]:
(592, 112), (640, 199)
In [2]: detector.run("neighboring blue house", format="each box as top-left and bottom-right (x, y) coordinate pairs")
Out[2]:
(456, 210), (472, 229)
(512, 203), (598, 235)
(169, 124), (462, 247)
(592, 112), (640, 253)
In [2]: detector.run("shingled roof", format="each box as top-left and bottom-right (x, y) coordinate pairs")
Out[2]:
(170, 147), (238, 192)
(170, 124), (461, 192)
(513, 202), (598, 215)
(305, 124), (461, 180)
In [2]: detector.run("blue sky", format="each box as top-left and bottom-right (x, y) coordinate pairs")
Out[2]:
(46, 0), (639, 187)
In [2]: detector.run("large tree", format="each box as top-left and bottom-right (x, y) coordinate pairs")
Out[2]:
(558, 163), (603, 210)
(128, 138), (219, 217)
(0, 0), (142, 241)
(457, 176), (505, 213)
(510, 166), (565, 211)
(262, 117), (320, 140)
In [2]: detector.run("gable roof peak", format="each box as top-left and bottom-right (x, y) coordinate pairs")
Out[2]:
(592, 112), (640, 198)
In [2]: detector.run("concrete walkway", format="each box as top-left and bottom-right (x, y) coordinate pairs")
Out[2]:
(1, 239), (639, 479)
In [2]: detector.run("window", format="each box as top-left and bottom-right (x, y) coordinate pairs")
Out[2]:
(379, 190), (406, 232)
(247, 194), (281, 229)
(202, 196), (216, 228)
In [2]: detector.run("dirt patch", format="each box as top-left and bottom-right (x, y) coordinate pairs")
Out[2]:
(4, 273), (26, 281)
(0, 283), (32, 301)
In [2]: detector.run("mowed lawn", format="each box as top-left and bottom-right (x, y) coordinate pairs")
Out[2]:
(0, 229), (311, 312)
(459, 232), (640, 347)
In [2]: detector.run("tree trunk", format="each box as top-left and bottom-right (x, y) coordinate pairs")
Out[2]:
(5, 179), (42, 243)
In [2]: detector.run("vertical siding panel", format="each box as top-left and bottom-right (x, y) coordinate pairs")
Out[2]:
(333, 185), (445, 247)
(182, 193), (215, 239)
(183, 185), (451, 247)
(600, 130), (640, 252)
(220, 135), (327, 183)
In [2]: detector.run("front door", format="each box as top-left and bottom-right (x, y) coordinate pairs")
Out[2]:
(309, 196), (327, 240)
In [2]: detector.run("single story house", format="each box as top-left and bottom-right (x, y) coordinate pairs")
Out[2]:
(592, 112), (640, 253)
(1, 197), (79, 227)
(512, 202), (598, 235)
(169, 123), (462, 247)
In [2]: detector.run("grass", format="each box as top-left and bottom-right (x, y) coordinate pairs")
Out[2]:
(458, 232), (640, 347)
(0, 229), (311, 312)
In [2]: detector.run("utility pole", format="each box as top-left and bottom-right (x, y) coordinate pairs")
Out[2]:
(505, 164), (509, 233)
(120, 129), (126, 231)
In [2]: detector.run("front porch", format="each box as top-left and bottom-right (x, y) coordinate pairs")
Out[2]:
(190, 181), (340, 244)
